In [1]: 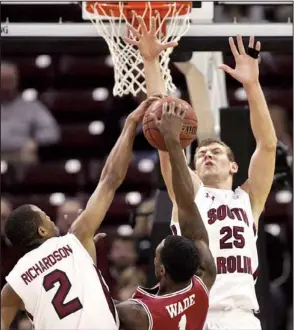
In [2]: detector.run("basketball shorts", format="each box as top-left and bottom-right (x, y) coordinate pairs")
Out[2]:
(203, 309), (262, 330)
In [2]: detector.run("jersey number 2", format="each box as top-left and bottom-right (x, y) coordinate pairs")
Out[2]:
(220, 226), (245, 249)
(178, 314), (187, 330)
(43, 269), (83, 319)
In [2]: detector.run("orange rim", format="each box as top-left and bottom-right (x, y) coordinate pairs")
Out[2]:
(86, 1), (192, 19)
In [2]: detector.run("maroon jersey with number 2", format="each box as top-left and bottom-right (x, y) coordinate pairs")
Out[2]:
(130, 275), (209, 330)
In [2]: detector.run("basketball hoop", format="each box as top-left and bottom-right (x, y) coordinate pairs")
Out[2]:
(85, 1), (192, 97)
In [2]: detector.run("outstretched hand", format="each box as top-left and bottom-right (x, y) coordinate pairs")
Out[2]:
(218, 35), (260, 86)
(124, 15), (178, 60)
(129, 94), (163, 123)
(150, 102), (187, 140)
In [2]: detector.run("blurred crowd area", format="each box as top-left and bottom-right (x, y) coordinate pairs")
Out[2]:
(214, 3), (293, 23)
(1, 2), (293, 330)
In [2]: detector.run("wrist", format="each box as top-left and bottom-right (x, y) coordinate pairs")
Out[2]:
(164, 133), (181, 145)
(243, 81), (260, 91)
(126, 114), (139, 126)
(143, 56), (160, 64)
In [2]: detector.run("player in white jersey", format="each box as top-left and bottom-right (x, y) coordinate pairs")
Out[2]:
(126, 16), (277, 329)
(0, 96), (160, 330)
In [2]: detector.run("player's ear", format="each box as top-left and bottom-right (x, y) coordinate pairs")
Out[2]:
(230, 161), (238, 174)
(160, 264), (166, 276)
(38, 226), (48, 238)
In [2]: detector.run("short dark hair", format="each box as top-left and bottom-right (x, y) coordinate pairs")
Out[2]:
(5, 204), (43, 247)
(195, 138), (235, 162)
(160, 235), (200, 283)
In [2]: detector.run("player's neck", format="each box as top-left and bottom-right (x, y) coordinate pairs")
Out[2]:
(25, 239), (46, 252)
(203, 177), (233, 190)
(205, 182), (232, 190)
(158, 279), (191, 296)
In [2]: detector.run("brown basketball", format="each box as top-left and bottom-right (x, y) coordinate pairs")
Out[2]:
(142, 96), (198, 151)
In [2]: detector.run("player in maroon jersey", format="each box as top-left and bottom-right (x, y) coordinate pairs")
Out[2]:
(117, 104), (216, 330)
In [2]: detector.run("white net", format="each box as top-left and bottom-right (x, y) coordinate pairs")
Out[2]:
(86, 2), (191, 97)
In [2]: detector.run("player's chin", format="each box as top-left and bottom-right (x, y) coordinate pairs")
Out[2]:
(200, 168), (215, 177)
(200, 171), (220, 182)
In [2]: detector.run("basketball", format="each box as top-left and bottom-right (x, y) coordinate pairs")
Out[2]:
(142, 96), (198, 151)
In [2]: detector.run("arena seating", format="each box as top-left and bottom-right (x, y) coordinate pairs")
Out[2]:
(2, 49), (292, 227)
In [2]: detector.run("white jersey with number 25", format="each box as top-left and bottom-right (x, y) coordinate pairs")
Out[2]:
(171, 183), (259, 312)
(6, 234), (118, 330)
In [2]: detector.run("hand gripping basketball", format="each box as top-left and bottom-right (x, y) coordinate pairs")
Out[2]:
(142, 96), (197, 151)
(150, 102), (187, 140)
(130, 95), (163, 123)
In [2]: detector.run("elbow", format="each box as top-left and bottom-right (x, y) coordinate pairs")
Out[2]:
(258, 138), (278, 152)
(175, 194), (195, 210)
(100, 169), (123, 189)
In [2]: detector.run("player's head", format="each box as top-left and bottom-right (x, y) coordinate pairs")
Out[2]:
(1, 198), (12, 237)
(154, 235), (200, 283)
(194, 138), (238, 185)
(1, 61), (19, 103)
(109, 235), (138, 270)
(5, 204), (59, 247)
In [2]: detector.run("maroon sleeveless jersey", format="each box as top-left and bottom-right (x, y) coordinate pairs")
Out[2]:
(130, 275), (209, 330)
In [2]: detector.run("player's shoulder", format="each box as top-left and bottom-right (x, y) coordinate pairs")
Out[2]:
(42, 233), (80, 249)
(132, 284), (160, 301)
(11, 235), (75, 266)
(117, 300), (150, 330)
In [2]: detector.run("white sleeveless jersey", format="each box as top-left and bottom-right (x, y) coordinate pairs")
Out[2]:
(6, 234), (119, 330)
(171, 184), (259, 312)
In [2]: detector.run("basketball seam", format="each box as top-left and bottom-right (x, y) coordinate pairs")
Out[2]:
(144, 115), (162, 150)
(144, 118), (198, 125)
(143, 105), (197, 150)
(146, 127), (195, 141)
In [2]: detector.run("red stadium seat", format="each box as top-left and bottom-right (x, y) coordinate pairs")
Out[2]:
(40, 90), (114, 115)
(10, 195), (58, 220)
(71, 192), (132, 226)
(4, 56), (55, 91)
(1, 162), (17, 193)
(86, 159), (156, 194)
(227, 87), (293, 113)
(15, 161), (85, 194)
(57, 56), (115, 89)
(59, 56), (114, 78)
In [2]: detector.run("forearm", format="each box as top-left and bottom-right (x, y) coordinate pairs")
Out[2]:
(100, 115), (137, 186)
(72, 116), (138, 239)
(245, 82), (277, 148)
(165, 136), (207, 241)
(158, 151), (175, 201)
(165, 137), (194, 207)
(1, 317), (8, 330)
(144, 58), (166, 96)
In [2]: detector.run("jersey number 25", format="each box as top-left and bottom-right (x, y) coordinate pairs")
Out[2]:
(220, 226), (245, 249)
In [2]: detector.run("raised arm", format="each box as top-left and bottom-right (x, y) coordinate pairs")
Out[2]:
(125, 15), (201, 213)
(150, 103), (216, 289)
(219, 35), (277, 227)
(70, 96), (159, 261)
